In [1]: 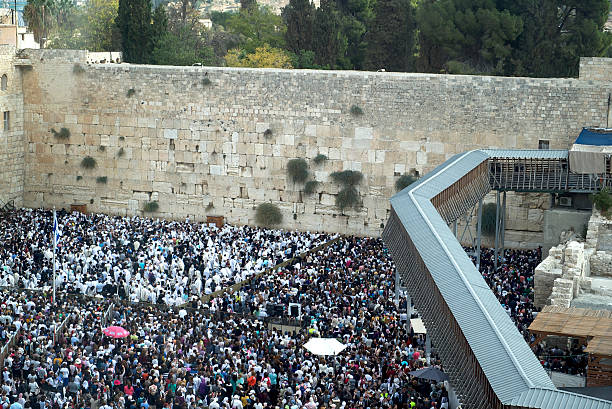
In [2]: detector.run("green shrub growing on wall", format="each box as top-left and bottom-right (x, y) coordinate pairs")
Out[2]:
(330, 170), (364, 212)
(96, 176), (108, 184)
(127, 88), (136, 97)
(395, 173), (418, 192)
(264, 129), (273, 139)
(481, 203), (498, 236)
(331, 170), (363, 186)
(255, 203), (282, 226)
(350, 105), (363, 116)
(143, 201), (159, 213)
(202, 77), (212, 86)
(99, 145), (105, 152)
(313, 154), (327, 165)
(51, 127), (70, 140)
(287, 158), (309, 183)
(81, 156), (97, 169)
(73, 64), (85, 74)
(593, 188), (612, 214)
(304, 180), (319, 195)
(117, 147), (125, 157)
(76, 175), (82, 181)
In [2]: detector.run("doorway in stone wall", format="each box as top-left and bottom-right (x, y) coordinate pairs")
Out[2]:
(71, 204), (87, 213)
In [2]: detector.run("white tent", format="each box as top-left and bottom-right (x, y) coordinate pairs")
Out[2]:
(410, 318), (427, 334)
(303, 338), (347, 356)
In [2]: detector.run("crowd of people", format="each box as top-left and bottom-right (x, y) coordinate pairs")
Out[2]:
(0, 209), (331, 306)
(0, 207), (588, 409)
(470, 247), (587, 376)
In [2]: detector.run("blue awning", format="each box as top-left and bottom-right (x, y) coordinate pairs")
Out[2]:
(575, 128), (612, 146)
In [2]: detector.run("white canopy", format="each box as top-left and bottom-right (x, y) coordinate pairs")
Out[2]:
(303, 338), (347, 356)
(410, 318), (427, 334)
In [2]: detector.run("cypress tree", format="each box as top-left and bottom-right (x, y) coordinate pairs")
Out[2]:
(282, 0), (315, 54)
(312, 0), (345, 68)
(364, 0), (415, 72)
(117, 0), (153, 63)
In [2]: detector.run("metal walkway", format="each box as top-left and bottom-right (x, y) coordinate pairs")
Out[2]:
(382, 149), (612, 409)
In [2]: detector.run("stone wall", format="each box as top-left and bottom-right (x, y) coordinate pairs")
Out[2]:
(579, 57), (612, 82)
(18, 50), (612, 236)
(0, 45), (24, 208)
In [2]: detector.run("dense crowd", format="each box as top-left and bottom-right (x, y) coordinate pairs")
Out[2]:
(470, 247), (587, 376)
(0, 207), (589, 409)
(0, 209), (331, 306)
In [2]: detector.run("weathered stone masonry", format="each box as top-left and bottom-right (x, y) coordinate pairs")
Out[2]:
(8, 49), (612, 237)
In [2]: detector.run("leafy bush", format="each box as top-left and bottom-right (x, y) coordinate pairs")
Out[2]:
(73, 64), (85, 74)
(264, 129), (273, 139)
(127, 88), (136, 97)
(80, 156), (97, 169)
(481, 203), (498, 236)
(202, 77), (212, 86)
(395, 173), (418, 192)
(350, 105), (363, 116)
(99, 145), (105, 152)
(143, 201), (159, 213)
(255, 203), (282, 226)
(304, 180), (319, 195)
(336, 187), (361, 211)
(117, 147), (125, 158)
(76, 175), (82, 181)
(51, 127), (70, 140)
(331, 170), (363, 187)
(287, 158), (309, 183)
(96, 176), (108, 184)
(313, 154), (327, 165)
(593, 188), (612, 213)
(119, 136), (125, 141)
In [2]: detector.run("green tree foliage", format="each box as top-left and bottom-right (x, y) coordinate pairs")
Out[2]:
(255, 203), (283, 226)
(84, 0), (119, 51)
(24, 0), (54, 46)
(151, 5), (168, 50)
(225, 44), (293, 68)
(499, 0), (612, 77)
(593, 188), (612, 213)
(210, 10), (235, 27)
(286, 158), (309, 183)
(336, 0), (374, 69)
(416, 0), (523, 74)
(226, 5), (286, 53)
(312, 0), (346, 67)
(117, 0), (153, 63)
(152, 28), (217, 66)
(365, 0), (415, 71)
(282, 0), (315, 54)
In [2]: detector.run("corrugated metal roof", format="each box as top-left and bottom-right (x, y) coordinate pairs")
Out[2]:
(387, 149), (611, 408)
(480, 149), (569, 159)
(510, 388), (612, 409)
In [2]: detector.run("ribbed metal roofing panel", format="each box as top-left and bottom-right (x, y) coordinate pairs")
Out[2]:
(480, 149), (568, 159)
(509, 388), (612, 409)
(386, 149), (612, 408)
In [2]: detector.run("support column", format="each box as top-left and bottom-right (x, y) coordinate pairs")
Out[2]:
(476, 199), (483, 270)
(453, 220), (457, 237)
(426, 334), (432, 365)
(501, 191), (506, 262)
(395, 269), (400, 306)
(494, 191), (501, 270)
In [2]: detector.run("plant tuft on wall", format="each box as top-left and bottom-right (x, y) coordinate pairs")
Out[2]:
(287, 158), (309, 183)
(304, 180), (319, 195)
(51, 127), (71, 140)
(117, 147), (125, 157)
(313, 154), (327, 165)
(127, 88), (136, 97)
(263, 129), (273, 139)
(350, 105), (363, 116)
(330, 170), (364, 211)
(255, 203), (282, 226)
(395, 172), (418, 192)
(96, 176), (108, 184)
(143, 201), (159, 213)
(80, 156), (97, 169)
(73, 64), (85, 74)
(202, 77), (212, 86)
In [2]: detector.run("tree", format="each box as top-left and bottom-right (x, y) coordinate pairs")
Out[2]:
(282, 0), (315, 54)
(499, 0), (612, 77)
(24, 0), (54, 46)
(225, 44), (293, 68)
(336, 0), (374, 69)
(312, 0), (345, 68)
(117, 0), (153, 63)
(241, 0), (256, 11)
(151, 4), (168, 50)
(151, 28), (217, 65)
(416, 0), (523, 75)
(226, 5), (286, 53)
(364, 0), (415, 71)
(84, 0), (119, 51)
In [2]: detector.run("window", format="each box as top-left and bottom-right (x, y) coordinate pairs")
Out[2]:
(3, 111), (9, 131)
(1, 74), (7, 91)
(538, 139), (550, 150)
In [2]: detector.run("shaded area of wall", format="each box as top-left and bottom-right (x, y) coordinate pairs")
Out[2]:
(0, 44), (24, 207)
(20, 50), (612, 236)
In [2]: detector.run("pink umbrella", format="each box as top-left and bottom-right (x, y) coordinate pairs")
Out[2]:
(103, 326), (130, 338)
